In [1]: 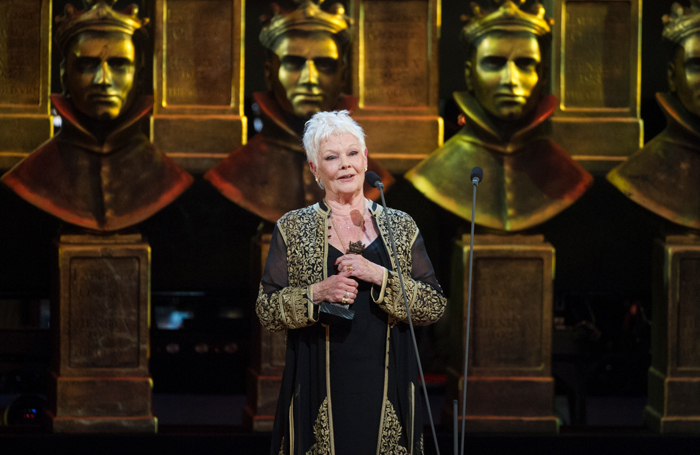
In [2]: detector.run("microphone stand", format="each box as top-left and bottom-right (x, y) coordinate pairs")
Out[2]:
(459, 173), (481, 455)
(373, 179), (441, 455)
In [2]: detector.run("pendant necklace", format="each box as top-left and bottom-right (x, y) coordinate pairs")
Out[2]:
(328, 200), (367, 254)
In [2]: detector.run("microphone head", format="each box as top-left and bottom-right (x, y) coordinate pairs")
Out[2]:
(470, 166), (483, 183)
(365, 171), (383, 188)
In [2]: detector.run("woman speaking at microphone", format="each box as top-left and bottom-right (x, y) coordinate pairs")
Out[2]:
(256, 110), (446, 455)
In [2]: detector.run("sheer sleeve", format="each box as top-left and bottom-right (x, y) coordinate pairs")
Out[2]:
(255, 225), (319, 332)
(371, 231), (446, 326)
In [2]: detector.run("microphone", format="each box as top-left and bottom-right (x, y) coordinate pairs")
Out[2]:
(470, 166), (483, 185)
(367, 169), (441, 455)
(459, 165), (483, 455)
(365, 171), (383, 190)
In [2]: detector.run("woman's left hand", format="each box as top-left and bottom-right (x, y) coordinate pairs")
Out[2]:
(335, 254), (384, 285)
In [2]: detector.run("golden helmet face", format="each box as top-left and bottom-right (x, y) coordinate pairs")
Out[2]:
(670, 33), (700, 117)
(268, 31), (345, 120)
(63, 31), (137, 121)
(466, 32), (543, 121)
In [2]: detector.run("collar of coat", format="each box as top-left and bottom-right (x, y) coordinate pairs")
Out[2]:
(51, 94), (154, 155)
(453, 91), (557, 154)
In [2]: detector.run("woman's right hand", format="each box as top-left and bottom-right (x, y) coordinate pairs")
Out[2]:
(311, 270), (359, 304)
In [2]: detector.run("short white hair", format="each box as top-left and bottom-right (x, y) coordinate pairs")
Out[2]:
(303, 110), (366, 168)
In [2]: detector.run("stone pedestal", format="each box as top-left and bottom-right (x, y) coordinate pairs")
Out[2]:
(444, 234), (558, 432)
(0, 0), (53, 170)
(348, 0), (442, 172)
(152, 0), (246, 173)
(243, 232), (286, 432)
(45, 231), (156, 433)
(645, 235), (700, 433)
(547, 0), (642, 173)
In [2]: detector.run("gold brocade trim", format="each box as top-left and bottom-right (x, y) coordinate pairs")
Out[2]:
(257, 283), (316, 331)
(418, 435), (424, 455)
(289, 394), (295, 454)
(378, 401), (409, 455)
(376, 324), (392, 455)
(371, 207), (446, 327)
(377, 271), (445, 326)
(306, 396), (332, 455)
(409, 383), (415, 455)
(279, 436), (285, 455)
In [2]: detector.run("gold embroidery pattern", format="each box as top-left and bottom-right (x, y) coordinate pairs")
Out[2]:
(417, 435), (424, 455)
(373, 208), (447, 326)
(279, 436), (286, 455)
(306, 396), (332, 455)
(256, 284), (313, 331)
(256, 205), (326, 331)
(279, 205), (326, 288)
(379, 401), (409, 455)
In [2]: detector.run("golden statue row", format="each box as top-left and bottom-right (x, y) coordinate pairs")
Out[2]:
(0, 0), (658, 232)
(1, 0), (700, 434)
(1, 0), (695, 234)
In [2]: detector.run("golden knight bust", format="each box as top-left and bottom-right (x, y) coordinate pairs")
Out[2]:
(204, 0), (392, 223)
(608, 0), (700, 230)
(405, 0), (593, 231)
(0, 0), (193, 232)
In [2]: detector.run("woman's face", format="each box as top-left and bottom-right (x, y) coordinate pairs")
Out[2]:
(310, 133), (367, 198)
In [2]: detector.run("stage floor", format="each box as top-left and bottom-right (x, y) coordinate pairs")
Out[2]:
(2, 394), (700, 454)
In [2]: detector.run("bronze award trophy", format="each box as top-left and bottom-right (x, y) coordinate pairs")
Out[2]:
(407, 0), (593, 432)
(0, 0), (53, 169)
(152, 0), (246, 173)
(607, 0), (700, 433)
(347, 0), (443, 172)
(1, 0), (193, 433)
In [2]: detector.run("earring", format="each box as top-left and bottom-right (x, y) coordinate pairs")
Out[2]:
(364, 165), (368, 172)
(315, 176), (320, 183)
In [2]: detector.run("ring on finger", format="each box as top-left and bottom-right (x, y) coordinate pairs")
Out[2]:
(341, 297), (348, 304)
(347, 264), (353, 271)
(344, 290), (350, 299)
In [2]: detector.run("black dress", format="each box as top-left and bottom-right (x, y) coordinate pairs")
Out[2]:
(327, 239), (389, 453)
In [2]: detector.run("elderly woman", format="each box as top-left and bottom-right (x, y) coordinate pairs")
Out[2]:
(256, 110), (446, 455)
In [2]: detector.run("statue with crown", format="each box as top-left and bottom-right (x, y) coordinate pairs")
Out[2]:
(607, 1), (700, 433)
(404, 0), (589, 432)
(1, 0), (192, 231)
(0, 0), (190, 433)
(406, 0), (592, 232)
(608, 1), (700, 231)
(204, 0), (392, 223)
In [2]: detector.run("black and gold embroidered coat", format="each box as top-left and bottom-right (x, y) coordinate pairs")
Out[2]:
(256, 201), (446, 455)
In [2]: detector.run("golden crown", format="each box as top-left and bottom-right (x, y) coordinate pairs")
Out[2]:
(662, 1), (700, 45)
(259, 0), (353, 50)
(55, 0), (148, 53)
(460, 0), (553, 47)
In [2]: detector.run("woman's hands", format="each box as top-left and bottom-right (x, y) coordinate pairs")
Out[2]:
(311, 255), (385, 304)
(335, 254), (384, 286)
(311, 269), (359, 304)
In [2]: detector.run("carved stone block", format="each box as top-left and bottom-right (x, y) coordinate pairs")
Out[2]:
(243, 232), (286, 432)
(547, 0), (643, 172)
(444, 234), (558, 432)
(348, 0), (442, 172)
(152, 0), (246, 173)
(45, 232), (156, 433)
(0, 0), (53, 169)
(645, 236), (700, 433)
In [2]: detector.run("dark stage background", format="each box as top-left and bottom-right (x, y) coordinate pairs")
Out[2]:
(0, 0), (689, 436)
